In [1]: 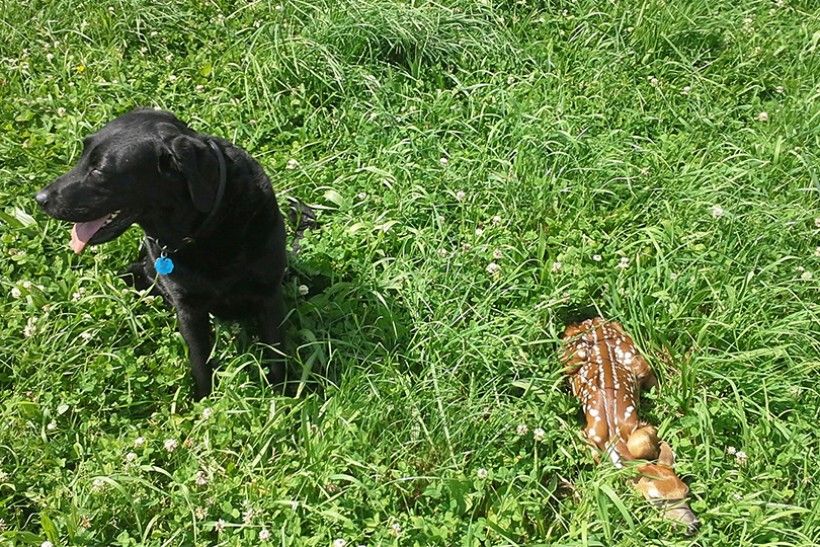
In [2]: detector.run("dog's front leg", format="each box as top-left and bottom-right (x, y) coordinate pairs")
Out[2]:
(176, 306), (214, 400)
(258, 287), (286, 386)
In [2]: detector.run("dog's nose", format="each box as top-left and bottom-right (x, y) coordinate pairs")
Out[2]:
(35, 190), (49, 207)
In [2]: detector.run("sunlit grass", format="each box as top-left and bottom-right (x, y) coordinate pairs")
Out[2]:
(1, 0), (818, 545)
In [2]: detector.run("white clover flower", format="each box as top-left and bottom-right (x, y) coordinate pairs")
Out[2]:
(356, 192), (368, 200)
(455, 190), (466, 201)
(516, 423), (529, 436)
(648, 76), (659, 87)
(735, 450), (748, 465)
(0, 519), (6, 532)
(333, 539), (347, 547)
(486, 262), (500, 275)
(775, 85), (784, 94)
(11, 286), (21, 299)
(134, 436), (145, 448)
(800, 271), (812, 281)
(80, 331), (93, 341)
(492, 215), (502, 225)
(195, 470), (208, 486)
(814, 246), (820, 257)
(22, 281), (32, 289)
(474, 227), (484, 237)
(726, 445), (737, 455)
(242, 507), (255, 524)
(201, 407), (213, 420)
(23, 317), (37, 338)
(493, 249), (503, 260)
(0, 469), (8, 482)
(46, 421), (57, 431)
(814, 217), (820, 228)
(259, 528), (271, 540)
(533, 427), (545, 441)
(72, 288), (85, 301)
(195, 506), (207, 520)
(125, 452), (138, 463)
(476, 468), (488, 479)
(275, 4), (283, 11)
(437, 248), (448, 258)
(195, 84), (204, 92)
(390, 521), (402, 536)
(710, 204), (725, 218)
(168, 74), (178, 82)
(163, 438), (178, 452)
(757, 111), (769, 122)
(551, 261), (562, 273)
(41, 542), (53, 547)
(286, 159), (300, 170)
(92, 477), (105, 491)
(681, 85), (691, 95)
(298, 284), (309, 296)
(439, 157), (449, 166)
(214, 518), (227, 532)
(617, 257), (630, 270)
(592, 254), (602, 262)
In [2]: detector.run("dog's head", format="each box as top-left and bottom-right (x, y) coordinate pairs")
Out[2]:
(36, 108), (224, 253)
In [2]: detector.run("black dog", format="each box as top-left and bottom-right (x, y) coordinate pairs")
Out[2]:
(36, 108), (287, 400)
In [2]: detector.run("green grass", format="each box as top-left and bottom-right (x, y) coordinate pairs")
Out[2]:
(1, 0), (819, 544)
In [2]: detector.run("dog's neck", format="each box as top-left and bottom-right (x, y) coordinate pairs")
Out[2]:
(142, 140), (228, 254)
(190, 140), (227, 241)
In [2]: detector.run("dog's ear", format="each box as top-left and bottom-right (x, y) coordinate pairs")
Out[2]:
(167, 134), (219, 213)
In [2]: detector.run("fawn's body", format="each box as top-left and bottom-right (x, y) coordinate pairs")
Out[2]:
(562, 318), (699, 534)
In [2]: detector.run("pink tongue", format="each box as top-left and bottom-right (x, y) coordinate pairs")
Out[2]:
(70, 216), (110, 254)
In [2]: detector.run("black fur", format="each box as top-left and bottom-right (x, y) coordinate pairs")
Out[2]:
(36, 108), (287, 400)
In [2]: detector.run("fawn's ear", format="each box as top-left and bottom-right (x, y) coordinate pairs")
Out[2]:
(658, 441), (676, 467)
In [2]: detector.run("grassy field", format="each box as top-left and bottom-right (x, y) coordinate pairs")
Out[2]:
(2, 0), (819, 545)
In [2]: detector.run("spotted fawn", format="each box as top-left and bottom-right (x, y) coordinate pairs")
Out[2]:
(562, 317), (699, 534)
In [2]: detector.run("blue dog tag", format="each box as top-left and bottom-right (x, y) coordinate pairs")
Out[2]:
(155, 255), (174, 276)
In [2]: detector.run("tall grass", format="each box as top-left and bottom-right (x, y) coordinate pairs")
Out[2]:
(1, 0), (818, 545)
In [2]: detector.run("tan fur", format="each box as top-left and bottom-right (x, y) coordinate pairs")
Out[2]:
(627, 425), (660, 460)
(562, 318), (699, 534)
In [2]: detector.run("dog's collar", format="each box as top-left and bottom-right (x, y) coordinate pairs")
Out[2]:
(192, 139), (227, 241)
(143, 139), (227, 275)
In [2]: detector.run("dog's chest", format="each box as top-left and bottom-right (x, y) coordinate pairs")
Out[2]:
(149, 250), (279, 314)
